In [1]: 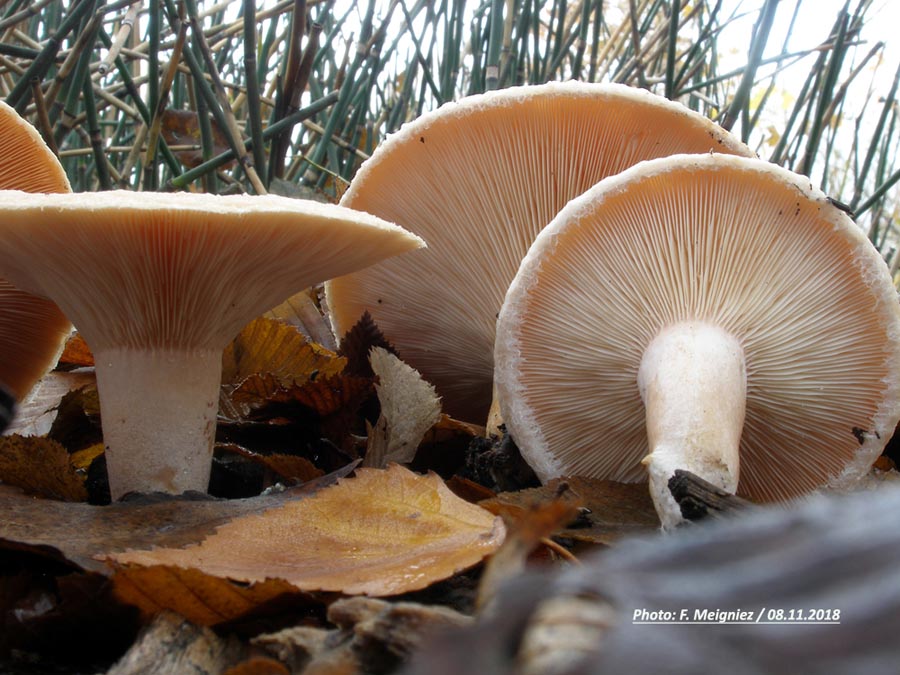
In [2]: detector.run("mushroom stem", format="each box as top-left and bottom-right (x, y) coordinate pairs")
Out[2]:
(94, 347), (221, 499)
(637, 322), (746, 529)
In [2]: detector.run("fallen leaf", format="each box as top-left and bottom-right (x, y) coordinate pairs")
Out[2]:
(56, 332), (94, 370)
(70, 443), (105, 473)
(364, 348), (441, 469)
(0, 467), (355, 574)
(222, 317), (346, 388)
(337, 311), (398, 378)
(0, 435), (88, 501)
(412, 414), (482, 478)
(48, 384), (102, 450)
(5, 370), (96, 437)
(160, 109), (233, 169)
(483, 477), (660, 545)
(231, 372), (372, 419)
(109, 465), (505, 596)
(263, 286), (336, 351)
(477, 493), (583, 610)
(111, 566), (306, 626)
(219, 444), (324, 484)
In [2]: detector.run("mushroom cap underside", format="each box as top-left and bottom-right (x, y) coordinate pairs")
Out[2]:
(0, 190), (424, 352)
(0, 101), (72, 398)
(495, 153), (900, 503)
(327, 81), (754, 422)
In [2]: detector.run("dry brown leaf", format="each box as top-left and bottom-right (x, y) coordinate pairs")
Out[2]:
(109, 465), (505, 596)
(483, 477), (660, 545)
(0, 435), (88, 501)
(56, 332), (94, 370)
(477, 495), (583, 611)
(412, 414), (483, 478)
(230, 372), (372, 419)
(111, 565), (306, 626)
(160, 109), (233, 169)
(6, 370), (96, 437)
(0, 468), (355, 574)
(365, 348), (442, 469)
(263, 287), (336, 352)
(337, 311), (397, 378)
(222, 317), (346, 387)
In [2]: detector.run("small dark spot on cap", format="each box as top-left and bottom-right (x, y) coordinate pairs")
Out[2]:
(419, 136), (425, 144)
(851, 426), (866, 445)
(377, 298), (383, 304)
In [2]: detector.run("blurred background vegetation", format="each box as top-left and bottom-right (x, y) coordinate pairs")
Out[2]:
(3, 0), (899, 277)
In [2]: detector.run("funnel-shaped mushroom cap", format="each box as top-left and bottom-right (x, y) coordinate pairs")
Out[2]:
(496, 153), (900, 504)
(0, 190), (424, 498)
(326, 82), (754, 422)
(0, 101), (72, 399)
(0, 190), (424, 352)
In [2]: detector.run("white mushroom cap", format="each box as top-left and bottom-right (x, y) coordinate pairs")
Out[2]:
(326, 82), (754, 423)
(0, 190), (424, 497)
(495, 153), (900, 514)
(0, 190), (424, 352)
(0, 101), (72, 399)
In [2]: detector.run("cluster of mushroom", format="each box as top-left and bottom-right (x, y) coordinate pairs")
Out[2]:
(326, 81), (900, 528)
(3, 82), (898, 526)
(0, 105), (424, 500)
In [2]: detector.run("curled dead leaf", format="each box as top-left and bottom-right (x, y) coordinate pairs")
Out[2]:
(365, 347), (441, 469)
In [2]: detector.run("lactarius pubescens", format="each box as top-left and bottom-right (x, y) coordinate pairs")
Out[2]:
(327, 82), (753, 423)
(0, 190), (424, 498)
(495, 154), (900, 529)
(0, 101), (72, 400)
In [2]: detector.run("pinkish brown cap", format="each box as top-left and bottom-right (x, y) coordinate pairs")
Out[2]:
(0, 101), (72, 399)
(495, 153), (900, 526)
(326, 82), (754, 423)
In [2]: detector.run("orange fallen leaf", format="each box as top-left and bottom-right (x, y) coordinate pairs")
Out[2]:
(56, 332), (94, 369)
(222, 317), (346, 388)
(109, 465), (505, 596)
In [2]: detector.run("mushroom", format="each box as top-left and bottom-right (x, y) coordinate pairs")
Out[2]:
(494, 153), (900, 529)
(0, 190), (424, 498)
(326, 82), (754, 423)
(0, 101), (72, 399)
